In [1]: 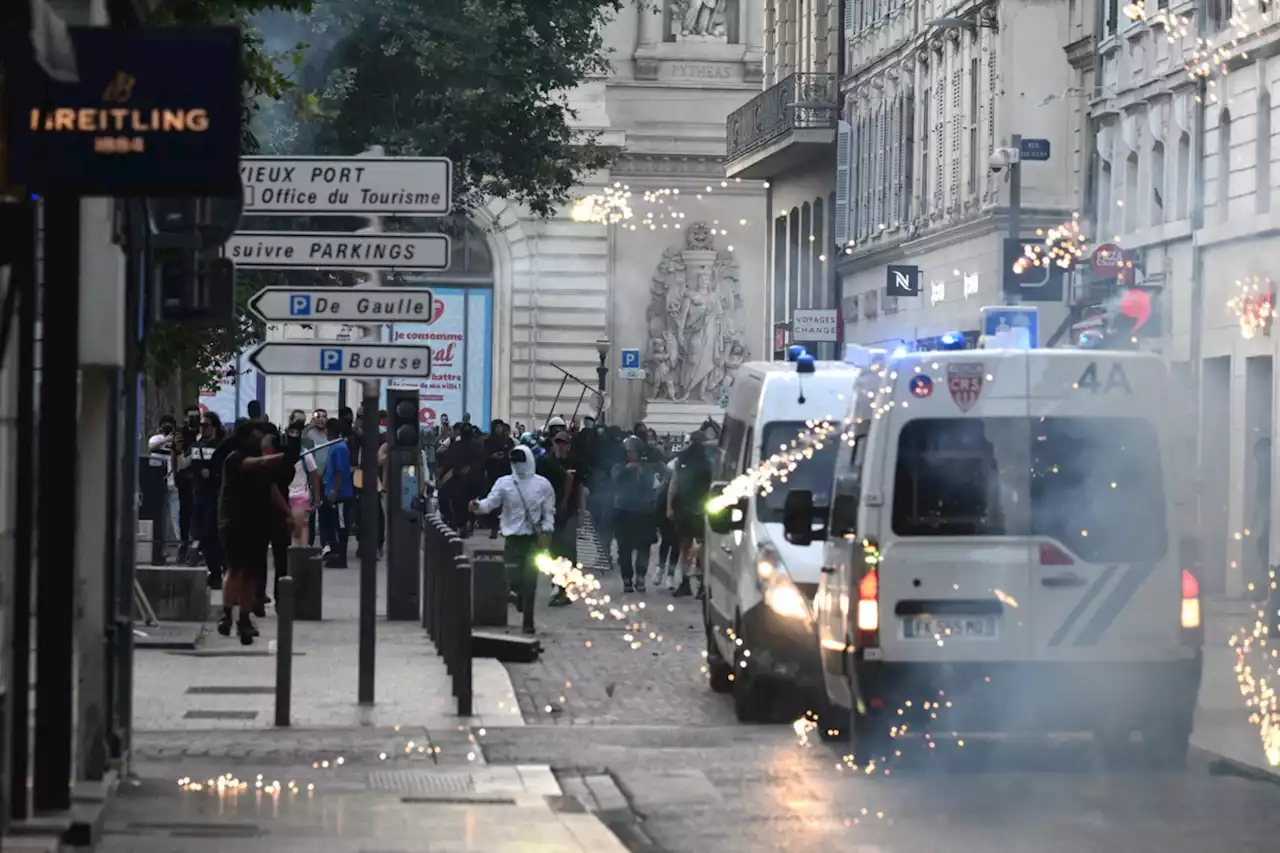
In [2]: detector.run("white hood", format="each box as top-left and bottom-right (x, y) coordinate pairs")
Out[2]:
(510, 445), (536, 479)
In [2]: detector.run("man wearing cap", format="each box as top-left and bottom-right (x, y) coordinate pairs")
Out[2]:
(538, 429), (588, 606)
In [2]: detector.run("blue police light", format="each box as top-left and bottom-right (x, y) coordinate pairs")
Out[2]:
(795, 353), (816, 374)
(940, 333), (960, 346)
(786, 345), (807, 362)
(891, 346), (909, 359)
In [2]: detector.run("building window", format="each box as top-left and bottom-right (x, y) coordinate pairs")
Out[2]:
(1176, 131), (1191, 220)
(1106, 0), (1119, 33)
(1151, 140), (1166, 225)
(1258, 91), (1272, 214)
(968, 57), (979, 196)
(1098, 158), (1113, 237)
(903, 94), (915, 224)
(1220, 107), (1232, 222)
(921, 86), (931, 216)
(1124, 151), (1138, 233)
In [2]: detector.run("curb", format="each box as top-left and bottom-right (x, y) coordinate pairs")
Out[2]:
(1192, 746), (1280, 787)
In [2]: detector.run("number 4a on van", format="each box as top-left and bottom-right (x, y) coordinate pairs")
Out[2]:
(1075, 362), (1133, 394)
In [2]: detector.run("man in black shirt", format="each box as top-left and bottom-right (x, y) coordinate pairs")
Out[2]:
(260, 413), (306, 612)
(667, 421), (716, 598)
(539, 430), (587, 606)
(189, 413), (225, 588)
(218, 420), (297, 643)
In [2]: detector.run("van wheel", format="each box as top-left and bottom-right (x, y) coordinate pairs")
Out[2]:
(732, 617), (771, 723)
(704, 604), (733, 694)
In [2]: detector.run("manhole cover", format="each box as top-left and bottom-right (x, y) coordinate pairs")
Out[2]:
(183, 710), (259, 720)
(186, 686), (275, 695)
(366, 771), (474, 795)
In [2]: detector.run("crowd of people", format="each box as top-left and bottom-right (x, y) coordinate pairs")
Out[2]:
(147, 404), (389, 644)
(434, 414), (719, 635)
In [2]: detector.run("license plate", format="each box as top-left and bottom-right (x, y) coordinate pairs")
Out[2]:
(902, 616), (997, 639)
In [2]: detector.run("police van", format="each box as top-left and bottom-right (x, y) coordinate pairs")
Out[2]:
(783, 348), (1202, 762)
(703, 355), (869, 722)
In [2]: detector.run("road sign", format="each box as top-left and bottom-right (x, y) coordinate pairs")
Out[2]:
(225, 232), (450, 271)
(247, 342), (432, 377)
(791, 309), (839, 342)
(239, 156), (452, 216)
(1002, 238), (1065, 302)
(618, 367), (646, 380)
(1018, 138), (1051, 162)
(247, 287), (438, 325)
(620, 348), (642, 369)
(982, 305), (1039, 349)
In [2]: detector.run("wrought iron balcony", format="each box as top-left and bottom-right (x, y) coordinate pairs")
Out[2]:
(726, 72), (839, 165)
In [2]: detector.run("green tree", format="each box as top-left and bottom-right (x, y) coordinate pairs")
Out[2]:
(306, 0), (629, 214)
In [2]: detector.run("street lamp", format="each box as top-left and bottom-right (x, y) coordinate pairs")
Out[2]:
(595, 337), (610, 422)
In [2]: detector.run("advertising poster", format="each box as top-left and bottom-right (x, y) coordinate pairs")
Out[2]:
(199, 349), (263, 425)
(383, 287), (492, 428)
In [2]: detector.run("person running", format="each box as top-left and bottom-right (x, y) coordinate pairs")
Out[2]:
(666, 421), (716, 598)
(613, 436), (658, 594)
(539, 430), (588, 607)
(653, 457), (681, 590)
(218, 420), (296, 644)
(189, 413), (225, 588)
(470, 445), (556, 635)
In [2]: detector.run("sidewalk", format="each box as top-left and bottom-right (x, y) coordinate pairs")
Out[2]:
(1192, 598), (1280, 783)
(132, 561), (524, 731)
(116, 559), (630, 853)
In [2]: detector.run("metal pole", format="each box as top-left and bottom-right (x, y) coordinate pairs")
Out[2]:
(34, 193), (79, 812)
(358, 384), (379, 704)
(274, 576), (295, 726)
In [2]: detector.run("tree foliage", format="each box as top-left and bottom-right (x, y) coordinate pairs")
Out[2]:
(305, 0), (625, 214)
(145, 0), (629, 391)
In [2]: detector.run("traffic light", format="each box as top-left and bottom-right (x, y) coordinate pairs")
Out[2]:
(387, 388), (419, 449)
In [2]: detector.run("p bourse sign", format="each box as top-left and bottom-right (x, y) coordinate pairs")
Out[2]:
(5, 27), (241, 196)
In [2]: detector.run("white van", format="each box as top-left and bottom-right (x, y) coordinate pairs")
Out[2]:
(788, 349), (1202, 762)
(703, 358), (864, 721)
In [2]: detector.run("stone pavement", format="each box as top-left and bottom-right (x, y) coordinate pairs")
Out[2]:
(132, 561), (525, 731)
(117, 556), (632, 853)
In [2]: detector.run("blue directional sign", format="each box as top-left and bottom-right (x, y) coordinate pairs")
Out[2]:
(620, 348), (642, 369)
(320, 348), (343, 371)
(982, 306), (1039, 349)
(290, 295), (312, 316)
(1019, 138), (1051, 162)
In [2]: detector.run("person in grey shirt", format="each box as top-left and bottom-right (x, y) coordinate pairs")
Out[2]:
(303, 408), (330, 473)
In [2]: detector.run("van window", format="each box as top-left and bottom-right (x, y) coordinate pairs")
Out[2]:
(891, 417), (1167, 562)
(757, 421), (840, 522)
(719, 416), (747, 479)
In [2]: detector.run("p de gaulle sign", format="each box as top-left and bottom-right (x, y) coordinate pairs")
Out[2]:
(5, 28), (241, 197)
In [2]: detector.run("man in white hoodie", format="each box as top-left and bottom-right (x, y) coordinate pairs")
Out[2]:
(470, 445), (556, 634)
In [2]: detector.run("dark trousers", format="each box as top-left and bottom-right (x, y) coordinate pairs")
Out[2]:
(614, 510), (654, 584)
(177, 481), (194, 553)
(589, 496), (614, 566)
(657, 517), (678, 569)
(193, 494), (222, 579)
(320, 496), (355, 565)
(504, 534), (539, 631)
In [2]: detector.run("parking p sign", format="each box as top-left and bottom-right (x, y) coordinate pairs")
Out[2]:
(290, 295), (312, 316)
(621, 348), (641, 369)
(320, 348), (344, 371)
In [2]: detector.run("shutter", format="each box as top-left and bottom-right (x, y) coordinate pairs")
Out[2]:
(844, 0), (854, 37)
(835, 119), (852, 246)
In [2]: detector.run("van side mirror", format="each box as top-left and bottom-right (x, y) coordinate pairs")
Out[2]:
(706, 481), (748, 534)
(830, 473), (860, 537)
(783, 490), (828, 546)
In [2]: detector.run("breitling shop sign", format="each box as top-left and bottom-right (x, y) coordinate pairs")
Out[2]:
(6, 28), (240, 196)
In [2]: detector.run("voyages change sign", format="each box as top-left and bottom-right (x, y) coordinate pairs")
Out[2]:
(5, 28), (241, 196)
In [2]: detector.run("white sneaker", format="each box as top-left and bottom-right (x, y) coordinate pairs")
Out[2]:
(665, 568), (678, 591)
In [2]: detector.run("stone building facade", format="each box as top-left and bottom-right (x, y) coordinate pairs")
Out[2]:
(266, 1), (769, 433)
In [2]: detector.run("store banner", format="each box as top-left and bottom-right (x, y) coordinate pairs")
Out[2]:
(199, 349), (262, 424)
(383, 287), (492, 428)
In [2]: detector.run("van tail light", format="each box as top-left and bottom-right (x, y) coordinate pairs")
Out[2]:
(856, 568), (880, 644)
(1039, 542), (1074, 565)
(1181, 568), (1201, 631)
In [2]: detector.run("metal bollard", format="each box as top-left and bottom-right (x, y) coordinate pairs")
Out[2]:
(275, 576), (295, 727)
(456, 556), (473, 716)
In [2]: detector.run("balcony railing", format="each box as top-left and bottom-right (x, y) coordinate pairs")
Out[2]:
(726, 72), (839, 163)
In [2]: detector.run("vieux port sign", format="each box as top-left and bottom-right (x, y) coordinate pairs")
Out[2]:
(5, 27), (241, 196)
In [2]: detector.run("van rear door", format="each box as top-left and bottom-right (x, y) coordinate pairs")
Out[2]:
(876, 353), (1034, 664)
(1025, 353), (1179, 662)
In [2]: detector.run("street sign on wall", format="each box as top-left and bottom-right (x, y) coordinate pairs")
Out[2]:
(225, 232), (450, 270)
(247, 286), (437, 324)
(248, 342), (432, 377)
(239, 156), (452, 215)
(1018, 138), (1051, 162)
(791, 309), (839, 342)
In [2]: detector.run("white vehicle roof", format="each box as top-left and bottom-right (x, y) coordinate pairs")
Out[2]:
(728, 360), (862, 426)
